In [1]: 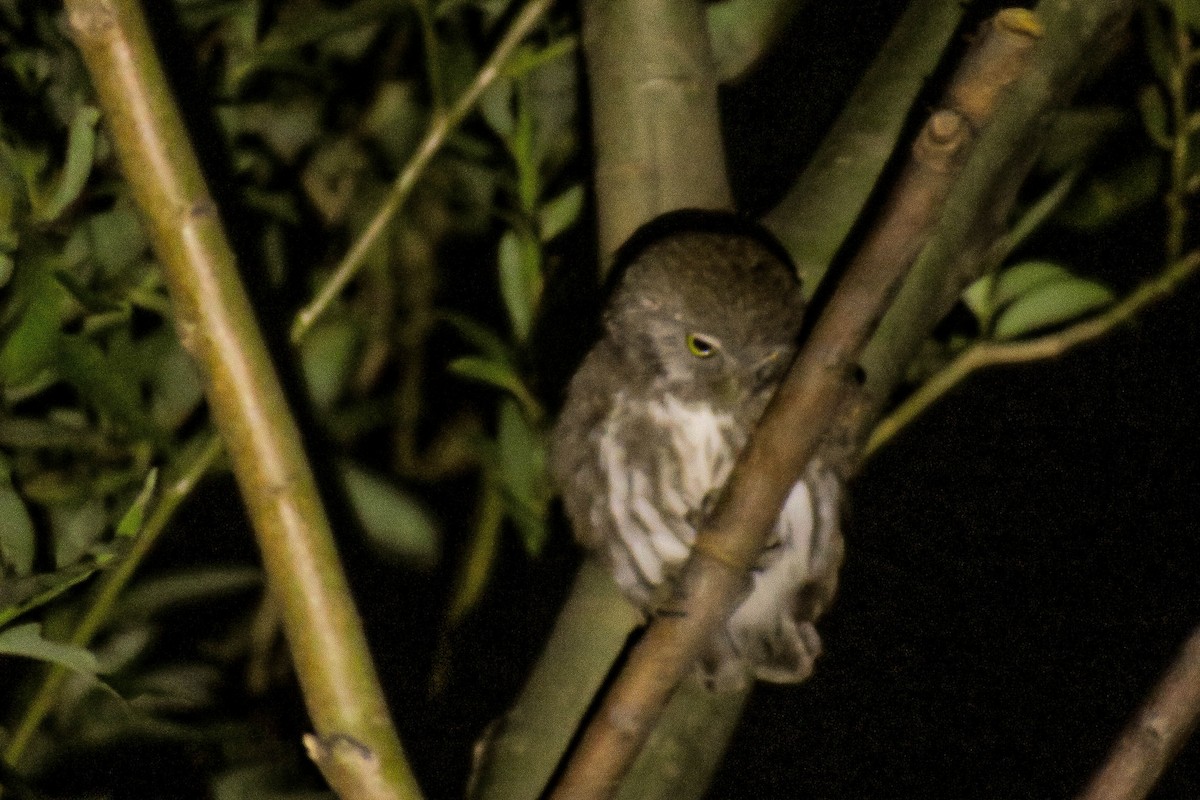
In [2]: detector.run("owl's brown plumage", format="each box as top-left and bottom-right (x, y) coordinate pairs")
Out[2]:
(551, 211), (843, 690)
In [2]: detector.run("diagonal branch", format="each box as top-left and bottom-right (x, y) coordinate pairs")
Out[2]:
(866, 248), (1200, 456)
(291, 0), (557, 343)
(547, 11), (1044, 799)
(62, 1), (421, 797)
(1075, 624), (1200, 800)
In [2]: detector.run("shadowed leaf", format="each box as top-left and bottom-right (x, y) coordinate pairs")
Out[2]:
(341, 461), (440, 568)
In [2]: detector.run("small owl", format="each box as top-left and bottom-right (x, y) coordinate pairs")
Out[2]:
(551, 210), (843, 691)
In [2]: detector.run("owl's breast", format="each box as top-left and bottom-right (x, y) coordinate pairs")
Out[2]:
(637, 393), (743, 509)
(584, 392), (742, 602)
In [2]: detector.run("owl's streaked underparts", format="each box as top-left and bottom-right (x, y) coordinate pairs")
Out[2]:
(551, 210), (844, 691)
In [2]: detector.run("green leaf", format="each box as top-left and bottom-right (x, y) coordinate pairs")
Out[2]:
(150, 340), (205, 431)
(437, 311), (515, 366)
(961, 273), (996, 321)
(87, 200), (150, 277)
(479, 78), (516, 138)
(448, 353), (524, 397)
(448, 355), (543, 422)
(363, 81), (426, 168)
(446, 485), (504, 625)
(117, 566), (262, 621)
(707, 0), (800, 80)
(50, 498), (107, 569)
(114, 469), (158, 540)
(37, 105), (102, 223)
(341, 462), (440, 568)
(993, 278), (1114, 340)
(0, 622), (101, 676)
(0, 456), (36, 576)
(255, 0), (399, 55)
(299, 317), (360, 411)
(0, 257), (67, 389)
(992, 261), (1076, 308)
(965, 262), (1103, 332)
(496, 399), (549, 556)
(1137, 85), (1171, 149)
(57, 334), (166, 446)
(538, 184), (584, 242)
(0, 561), (106, 627)
(496, 232), (535, 343)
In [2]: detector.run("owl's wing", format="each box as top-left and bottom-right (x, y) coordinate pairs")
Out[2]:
(549, 348), (617, 551)
(719, 462), (844, 686)
(552, 349), (703, 606)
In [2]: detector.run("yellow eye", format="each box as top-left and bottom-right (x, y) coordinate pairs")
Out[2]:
(686, 333), (717, 358)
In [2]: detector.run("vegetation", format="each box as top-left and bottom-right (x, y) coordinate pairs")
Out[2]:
(0, 0), (1196, 797)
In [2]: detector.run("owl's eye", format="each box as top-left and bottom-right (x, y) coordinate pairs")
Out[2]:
(686, 333), (718, 358)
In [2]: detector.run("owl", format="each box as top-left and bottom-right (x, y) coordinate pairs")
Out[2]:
(551, 210), (843, 690)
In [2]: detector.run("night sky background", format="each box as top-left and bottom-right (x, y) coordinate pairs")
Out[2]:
(30, 0), (1200, 798)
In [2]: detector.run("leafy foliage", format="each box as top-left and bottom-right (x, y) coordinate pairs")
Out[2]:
(1, 0), (578, 793)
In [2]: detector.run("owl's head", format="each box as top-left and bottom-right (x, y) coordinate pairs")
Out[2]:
(604, 212), (806, 407)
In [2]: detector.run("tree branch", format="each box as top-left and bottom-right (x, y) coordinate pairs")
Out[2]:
(3, 433), (223, 767)
(582, 0), (733, 265)
(764, 0), (967, 289)
(62, 1), (421, 797)
(290, 0), (557, 344)
(1075, 625), (1200, 800)
(547, 11), (1043, 800)
(866, 249), (1200, 456)
(469, 2), (735, 796)
(849, 0), (1134, 445)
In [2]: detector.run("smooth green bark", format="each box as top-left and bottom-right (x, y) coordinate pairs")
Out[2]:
(62, 1), (422, 797)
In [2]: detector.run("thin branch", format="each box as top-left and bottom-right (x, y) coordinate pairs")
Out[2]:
(1164, 7), (1193, 261)
(764, 0), (967, 289)
(1075, 625), (1200, 800)
(62, 1), (422, 797)
(866, 249), (1200, 456)
(3, 433), (223, 767)
(547, 12), (1043, 799)
(290, 0), (556, 344)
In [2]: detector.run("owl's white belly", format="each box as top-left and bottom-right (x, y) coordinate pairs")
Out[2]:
(591, 391), (820, 607)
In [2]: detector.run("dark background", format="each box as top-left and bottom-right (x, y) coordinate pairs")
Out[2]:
(710, 2), (1200, 798)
